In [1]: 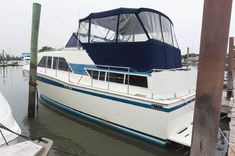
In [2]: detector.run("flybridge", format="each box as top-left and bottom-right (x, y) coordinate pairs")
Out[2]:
(66, 8), (182, 72)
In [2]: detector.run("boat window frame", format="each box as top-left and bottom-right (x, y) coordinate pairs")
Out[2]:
(85, 68), (148, 88)
(79, 14), (151, 44)
(160, 15), (174, 46)
(53, 57), (59, 70)
(89, 16), (118, 43)
(117, 13), (149, 43)
(78, 11), (179, 47)
(137, 11), (163, 42)
(46, 56), (52, 69)
(38, 56), (47, 67)
(57, 57), (72, 72)
(78, 20), (89, 43)
(38, 56), (72, 72)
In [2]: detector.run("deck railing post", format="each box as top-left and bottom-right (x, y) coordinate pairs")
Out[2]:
(91, 69), (93, 87)
(190, 0), (233, 155)
(227, 37), (234, 100)
(68, 62), (70, 82)
(108, 66), (110, 90)
(127, 68), (130, 94)
(45, 57), (47, 74)
(55, 67), (57, 77)
(56, 58), (58, 78)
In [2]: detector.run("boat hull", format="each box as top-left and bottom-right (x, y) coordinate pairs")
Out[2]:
(0, 92), (21, 146)
(37, 74), (194, 146)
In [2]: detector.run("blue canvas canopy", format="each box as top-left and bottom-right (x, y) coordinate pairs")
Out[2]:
(67, 8), (182, 72)
(80, 8), (173, 24)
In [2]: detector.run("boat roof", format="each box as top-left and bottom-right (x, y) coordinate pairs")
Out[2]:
(79, 7), (173, 24)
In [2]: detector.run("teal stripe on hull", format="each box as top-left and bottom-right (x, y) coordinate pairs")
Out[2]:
(40, 94), (167, 146)
(37, 75), (195, 113)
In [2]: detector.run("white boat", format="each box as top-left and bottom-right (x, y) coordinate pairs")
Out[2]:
(0, 89), (53, 155)
(0, 91), (21, 146)
(21, 53), (31, 66)
(31, 8), (197, 147)
(21, 53), (31, 78)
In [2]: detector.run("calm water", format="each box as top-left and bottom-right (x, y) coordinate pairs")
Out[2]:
(0, 66), (197, 156)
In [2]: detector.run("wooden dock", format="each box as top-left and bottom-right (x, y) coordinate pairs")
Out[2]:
(221, 37), (235, 156)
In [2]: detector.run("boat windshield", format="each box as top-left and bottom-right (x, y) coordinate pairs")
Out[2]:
(78, 8), (179, 48)
(138, 12), (179, 48)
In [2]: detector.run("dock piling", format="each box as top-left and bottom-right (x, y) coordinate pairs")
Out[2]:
(28, 3), (41, 118)
(190, 0), (233, 155)
(227, 37), (235, 100)
(186, 47), (189, 68)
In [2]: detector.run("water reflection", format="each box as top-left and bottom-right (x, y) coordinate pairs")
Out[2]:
(27, 100), (190, 156)
(0, 66), (7, 84)
(0, 66), (191, 156)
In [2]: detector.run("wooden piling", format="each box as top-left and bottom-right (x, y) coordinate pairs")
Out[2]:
(227, 37), (234, 100)
(28, 3), (41, 118)
(187, 47), (189, 68)
(190, 0), (233, 155)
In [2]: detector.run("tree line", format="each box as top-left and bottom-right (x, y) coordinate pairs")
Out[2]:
(0, 46), (58, 62)
(0, 53), (21, 61)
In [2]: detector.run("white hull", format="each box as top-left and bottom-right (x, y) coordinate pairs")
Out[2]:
(0, 92), (21, 146)
(37, 74), (194, 146)
(22, 65), (30, 79)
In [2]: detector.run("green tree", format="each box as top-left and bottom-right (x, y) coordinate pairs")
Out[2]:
(6, 54), (10, 61)
(38, 46), (55, 52)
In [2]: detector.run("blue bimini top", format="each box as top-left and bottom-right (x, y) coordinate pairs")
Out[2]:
(66, 8), (182, 72)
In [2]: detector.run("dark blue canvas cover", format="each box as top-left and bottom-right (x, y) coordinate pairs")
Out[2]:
(67, 8), (182, 72)
(81, 40), (181, 72)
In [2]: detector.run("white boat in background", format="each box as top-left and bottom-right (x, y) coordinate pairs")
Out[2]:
(0, 91), (53, 155)
(0, 91), (21, 146)
(21, 53), (30, 66)
(27, 8), (197, 147)
(21, 53), (31, 78)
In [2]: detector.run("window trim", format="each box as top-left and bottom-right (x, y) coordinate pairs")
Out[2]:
(86, 68), (148, 88)
(38, 56), (73, 73)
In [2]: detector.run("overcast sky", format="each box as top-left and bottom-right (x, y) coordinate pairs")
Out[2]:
(0, 0), (234, 56)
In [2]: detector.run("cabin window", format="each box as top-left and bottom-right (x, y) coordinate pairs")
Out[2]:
(90, 16), (118, 43)
(46, 57), (52, 68)
(86, 69), (148, 88)
(118, 14), (148, 42)
(161, 16), (173, 46)
(87, 70), (99, 80)
(58, 57), (71, 72)
(138, 12), (163, 42)
(125, 75), (148, 88)
(107, 72), (124, 84)
(38, 56), (47, 67)
(53, 57), (59, 69)
(99, 71), (106, 81)
(79, 20), (89, 43)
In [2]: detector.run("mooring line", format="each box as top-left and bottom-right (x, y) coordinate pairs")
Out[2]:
(0, 122), (80, 156)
